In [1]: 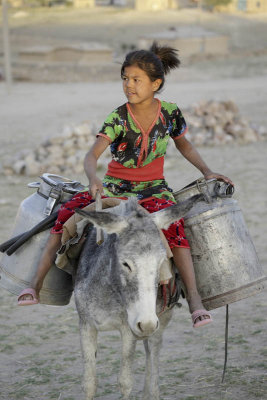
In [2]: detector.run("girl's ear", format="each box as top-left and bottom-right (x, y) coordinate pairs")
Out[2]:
(152, 79), (162, 92)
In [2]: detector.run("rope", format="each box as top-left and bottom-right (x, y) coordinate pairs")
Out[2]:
(221, 304), (229, 383)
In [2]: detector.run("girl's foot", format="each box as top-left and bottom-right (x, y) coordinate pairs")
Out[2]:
(187, 291), (212, 328)
(17, 288), (39, 306)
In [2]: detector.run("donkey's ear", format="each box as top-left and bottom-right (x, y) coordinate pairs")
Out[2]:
(151, 194), (204, 230)
(75, 209), (128, 234)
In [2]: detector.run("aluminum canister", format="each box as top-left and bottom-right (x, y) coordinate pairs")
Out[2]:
(173, 178), (266, 310)
(0, 173), (85, 305)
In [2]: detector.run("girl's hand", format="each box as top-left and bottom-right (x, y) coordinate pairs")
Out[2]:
(89, 177), (104, 199)
(204, 172), (234, 186)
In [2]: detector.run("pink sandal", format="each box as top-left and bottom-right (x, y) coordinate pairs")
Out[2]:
(18, 288), (39, 306)
(192, 309), (212, 328)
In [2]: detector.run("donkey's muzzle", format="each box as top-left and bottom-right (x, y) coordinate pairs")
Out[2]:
(134, 318), (159, 337)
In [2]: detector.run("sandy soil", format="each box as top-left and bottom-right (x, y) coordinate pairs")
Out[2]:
(0, 6), (267, 400)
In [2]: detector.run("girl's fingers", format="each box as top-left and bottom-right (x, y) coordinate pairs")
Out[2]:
(204, 173), (234, 186)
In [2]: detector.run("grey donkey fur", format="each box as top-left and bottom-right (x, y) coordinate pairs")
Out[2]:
(74, 194), (203, 400)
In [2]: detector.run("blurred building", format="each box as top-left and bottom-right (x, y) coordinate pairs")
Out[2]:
(135, 0), (178, 10)
(73, 0), (94, 7)
(210, 0), (267, 12)
(6, 0), (267, 12)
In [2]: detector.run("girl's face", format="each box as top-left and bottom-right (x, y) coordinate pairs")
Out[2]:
(122, 65), (162, 106)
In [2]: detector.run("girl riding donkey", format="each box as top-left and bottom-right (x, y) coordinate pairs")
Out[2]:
(18, 42), (233, 328)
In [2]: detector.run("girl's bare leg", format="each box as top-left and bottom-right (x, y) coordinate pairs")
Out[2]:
(171, 247), (210, 322)
(19, 233), (62, 301)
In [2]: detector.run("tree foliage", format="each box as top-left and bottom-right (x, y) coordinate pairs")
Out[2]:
(204, 0), (232, 9)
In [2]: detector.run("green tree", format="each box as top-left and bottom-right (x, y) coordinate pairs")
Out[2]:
(204, 0), (232, 9)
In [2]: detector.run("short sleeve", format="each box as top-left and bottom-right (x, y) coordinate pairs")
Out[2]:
(170, 106), (188, 140)
(97, 109), (123, 143)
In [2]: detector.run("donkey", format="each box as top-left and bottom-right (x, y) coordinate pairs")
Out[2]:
(74, 195), (202, 400)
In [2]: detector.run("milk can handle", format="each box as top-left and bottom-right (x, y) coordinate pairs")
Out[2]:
(196, 179), (213, 203)
(28, 182), (41, 189)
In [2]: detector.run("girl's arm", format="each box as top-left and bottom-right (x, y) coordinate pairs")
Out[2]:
(84, 136), (110, 198)
(174, 136), (234, 185)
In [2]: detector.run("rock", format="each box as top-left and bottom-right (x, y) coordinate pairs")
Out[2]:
(62, 125), (74, 138)
(65, 155), (77, 167)
(204, 115), (217, 129)
(49, 137), (64, 145)
(223, 111), (235, 125)
(257, 125), (267, 139)
(13, 160), (26, 175)
(239, 128), (258, 143)
(205, 101), (222, 116)
(25, 159), (43, 176)
(63, 139), (75, 151)
(223, 100), (239, 113)
(47, 145), (64, 158)
(65, 147), (77, 157)
(36, 147), (48, 159)
(225, 134), (234, 143)
(3, 167), (14, 176)
(192, 132), (206, 146)
(74, 123), (92, 136)
(225, 123), (242, 137)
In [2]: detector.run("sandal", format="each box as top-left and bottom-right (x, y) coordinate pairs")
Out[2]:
(18, 288), (39, 306)
(192, 309), (212, 328)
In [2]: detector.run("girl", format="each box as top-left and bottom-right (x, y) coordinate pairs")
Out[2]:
(18, 43), (233, 328)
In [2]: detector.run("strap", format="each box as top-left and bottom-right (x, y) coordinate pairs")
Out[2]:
(1, 212), (58, 256)
(95, 191), (104, 245)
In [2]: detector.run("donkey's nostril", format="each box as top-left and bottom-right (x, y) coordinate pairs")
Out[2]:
(136, 319), (159, 336)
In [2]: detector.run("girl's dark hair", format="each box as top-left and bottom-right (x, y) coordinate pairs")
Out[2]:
(121, 41), (180, 92)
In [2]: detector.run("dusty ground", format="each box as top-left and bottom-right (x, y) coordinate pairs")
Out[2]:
(0, 6), (267, 400)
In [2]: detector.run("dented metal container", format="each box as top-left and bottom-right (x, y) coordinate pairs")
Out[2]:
(0, 173), (85, 305)
(173, 178), (266, 310)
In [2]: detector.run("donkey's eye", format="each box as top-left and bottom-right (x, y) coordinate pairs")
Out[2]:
(122, 262), (132, 272)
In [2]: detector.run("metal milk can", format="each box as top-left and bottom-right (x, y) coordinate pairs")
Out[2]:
(0, 173), (85, 305)
(173, 178), (266, 311)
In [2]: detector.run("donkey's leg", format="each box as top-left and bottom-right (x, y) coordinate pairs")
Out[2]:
(118, 325), (137, 399)
(143, 310), (173, 400)
(79, 320), (98, 400)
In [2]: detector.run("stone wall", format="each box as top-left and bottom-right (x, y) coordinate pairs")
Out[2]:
(139, 28), (229, 58)
(17, 44), (113, 65)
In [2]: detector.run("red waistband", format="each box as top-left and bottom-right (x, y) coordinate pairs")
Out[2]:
(106, 157), (164, 182)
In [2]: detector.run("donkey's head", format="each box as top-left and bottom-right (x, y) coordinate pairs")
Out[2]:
(75, 195), (203, 338)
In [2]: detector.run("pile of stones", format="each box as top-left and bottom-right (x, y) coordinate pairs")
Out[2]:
(183, 100), (266, 147)
(1, 100), (266, 177)
(2, 122), (110, 178)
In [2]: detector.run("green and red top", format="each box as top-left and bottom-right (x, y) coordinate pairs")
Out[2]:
(97, 99), (187, 182)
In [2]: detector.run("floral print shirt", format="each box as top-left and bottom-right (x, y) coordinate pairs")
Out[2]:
(98, 99), (187, 168)
(96, 99), (187, 201)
